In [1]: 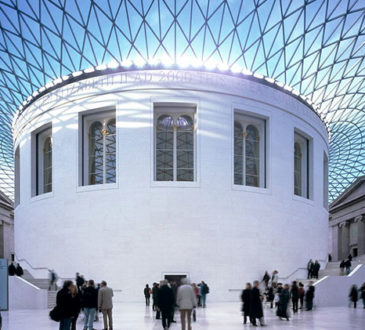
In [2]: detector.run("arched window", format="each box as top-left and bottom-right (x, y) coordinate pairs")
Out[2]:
(88, 121), (104, 185)
(32, 125), (52, 196)
(294, 142), (302, 196)
(294, 132), (310, 198)
(85, 113), (117, 186)
(155, 109), (195, 182)
(43, 137), (52, 193)
(234, 114), (265, 188)
(234, 121), (243, 185)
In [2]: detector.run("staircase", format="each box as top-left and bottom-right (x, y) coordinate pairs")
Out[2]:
(296, 256), (365, 285)
(22, 269), (57, 308)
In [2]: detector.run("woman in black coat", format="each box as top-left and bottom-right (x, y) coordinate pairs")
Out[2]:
(240, 283), (251, 324)
(69, 284), (81, 330)
(277, 284), (290, 320)
(290, 281), (299, 313)
(56, 280), (74, 330)
(249, 281), (264, 326)
(349, 285), (358, 308)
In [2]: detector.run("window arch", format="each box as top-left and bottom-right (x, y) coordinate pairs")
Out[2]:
(43, 136), (52, 193)
(234, 114), (265, 188)
(155, 108), (196, 182)
(83, 110), (116, 186)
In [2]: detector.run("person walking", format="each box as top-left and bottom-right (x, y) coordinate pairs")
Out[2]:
(262, 271), (270, 289)
(240, 283), (251, 324)
(271, 270), (278, 285)
(349, 285), (358, 308)
(345, 259), (352, 275)
(144, 284), (151, 306)
(290, 281), (299, 313)
(98, 280), (114, 330)
(312, 260), (320, 279)
(305, 281), (315, 311)
(339, 260), (345, 275)
(82, 280), (98, 330)
(267, 283), (275, 309)
(152, 282), (159, 311)
(307, 259), (313, 279)
(249, 281), (265, 326)
(75, 273), (85, 293)
(157, 280), (175, 330)
(200, 281), (209, 308)
(360, 283), (365, 308)
(56, 280), (74, 330)
(69, 284), (81, 330)
(298, 282), (305, 309)
(277, 284), (290, 321)
(176, 278), (196, 330)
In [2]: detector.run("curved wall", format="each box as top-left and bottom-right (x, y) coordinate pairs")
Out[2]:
(13, 69), (329, 301)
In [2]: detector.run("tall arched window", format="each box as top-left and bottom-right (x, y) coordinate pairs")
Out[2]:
(294, 142), (302, 196)
(32, 125), (52, 196)
(155, 107), (195, 182)
(83, 111), (116, 186)
(43, 137), (52, 193)
(234, 113), (265, 188)
(294, 132), (310, 198)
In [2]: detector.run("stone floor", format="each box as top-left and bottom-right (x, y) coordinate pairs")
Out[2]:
(1, 302), (365, 329)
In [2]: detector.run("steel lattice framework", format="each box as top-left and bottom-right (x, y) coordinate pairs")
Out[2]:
(0, 0), (364, 202)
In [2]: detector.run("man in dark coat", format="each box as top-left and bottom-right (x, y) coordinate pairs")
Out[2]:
(144, 284), (151, 306)
(312, 261), (320, 279)
(349, 285), (358, 308)
(249, 281), (265, 326)
(305, 281), (315, 311)
(277, 284), (290, 320)
(262, 271), (270, 289)
(75, 273), (85, 292)
(241, 283), (251, 324)
(156, 280), (175, 330)
(15, 263), (24, 277)
(290, 281), (299, 313)
(152, 282), (159, 311)
(8, 262), (16, 276)
(56, 280), (74, 330)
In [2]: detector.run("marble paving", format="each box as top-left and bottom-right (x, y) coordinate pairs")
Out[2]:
(1, 302), (364, 329)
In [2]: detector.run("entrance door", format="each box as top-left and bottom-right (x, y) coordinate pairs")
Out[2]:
(164, 274), (187, 286)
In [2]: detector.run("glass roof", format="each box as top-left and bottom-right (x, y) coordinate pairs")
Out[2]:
(0, 0), (364, 202)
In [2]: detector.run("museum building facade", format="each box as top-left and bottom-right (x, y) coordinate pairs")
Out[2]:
(13, 68), (329, 300)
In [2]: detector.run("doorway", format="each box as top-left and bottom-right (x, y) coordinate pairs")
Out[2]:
(164, 274), (187, 286)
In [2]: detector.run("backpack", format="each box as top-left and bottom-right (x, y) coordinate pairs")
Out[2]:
(204, 285), (210, 294)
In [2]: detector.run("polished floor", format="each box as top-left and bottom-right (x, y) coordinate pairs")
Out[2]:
(1, 302), (365, 329)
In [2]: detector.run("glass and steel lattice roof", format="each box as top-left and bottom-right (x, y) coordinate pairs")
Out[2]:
(0, 0), (364, 202)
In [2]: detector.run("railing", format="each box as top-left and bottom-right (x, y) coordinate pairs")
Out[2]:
(228, 258), (328, 291)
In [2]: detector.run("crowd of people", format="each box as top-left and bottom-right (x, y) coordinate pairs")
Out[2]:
(51, 273), (113, 330)
(241, 272), (317, 326)
(146, 279), (209, 330)
(45, 267), (364, 330)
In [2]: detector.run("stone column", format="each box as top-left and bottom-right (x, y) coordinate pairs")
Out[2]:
(356, 215), (365, 256)
(337, 224), (342, 260)
(340, 221), (350, 260)
(331, 225), (339, 261)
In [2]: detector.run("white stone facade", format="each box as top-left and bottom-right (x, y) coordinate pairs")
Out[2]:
(13, 69), (329, 301)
